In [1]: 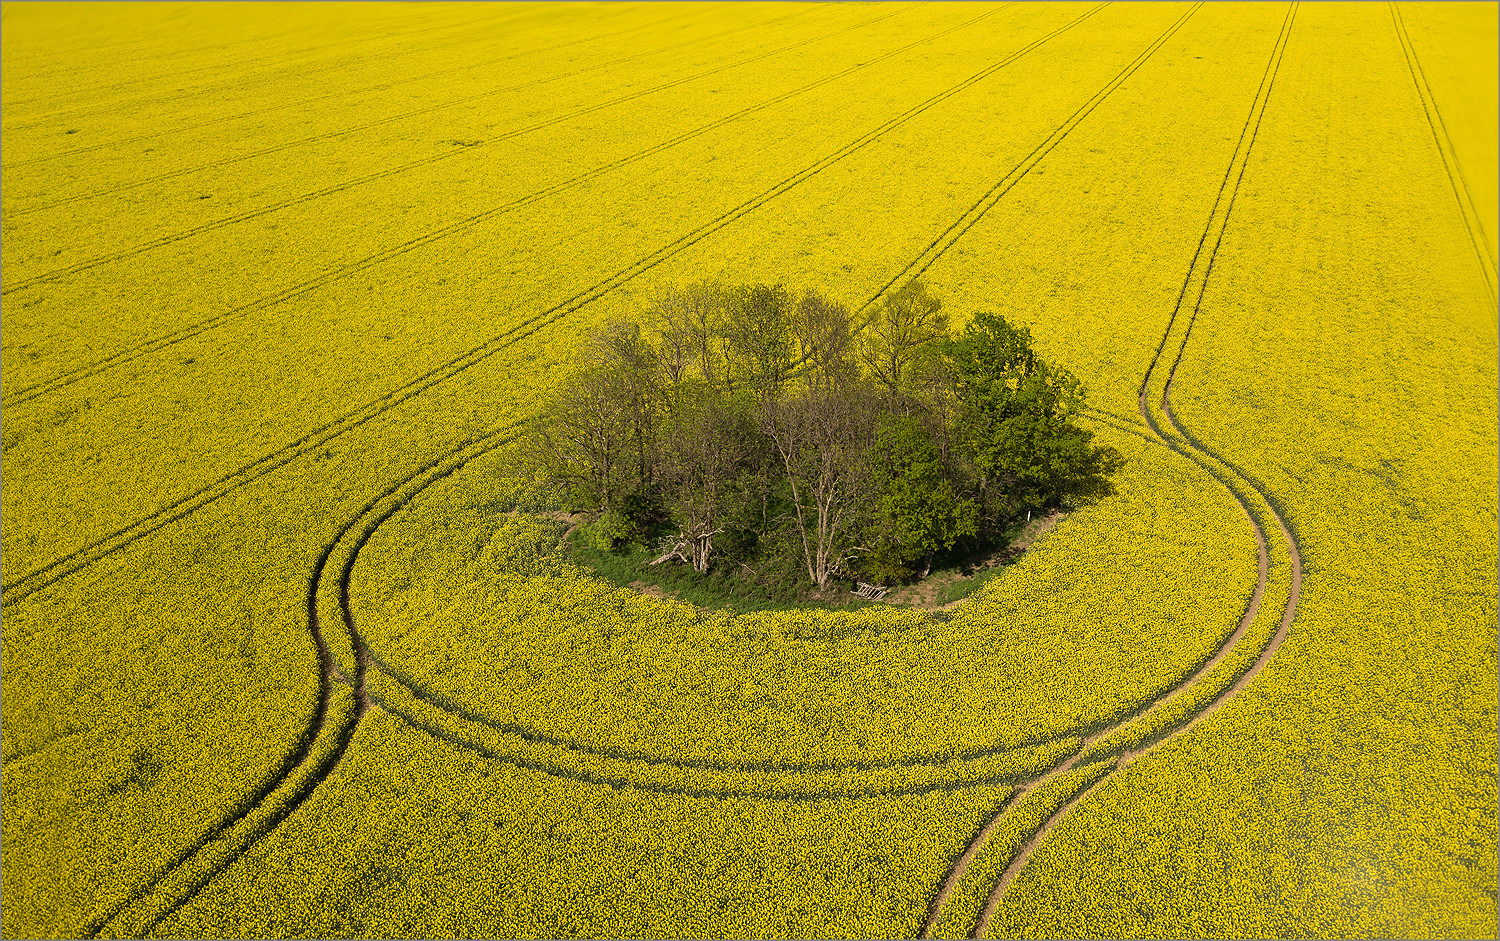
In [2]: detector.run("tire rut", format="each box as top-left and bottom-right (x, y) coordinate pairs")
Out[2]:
(859, 1), (1203, 314)
(2, 2), (1097, 609)
(89, 427), (523, 937)
(2, 2), (962, 408)
(0, 6), (512, 123)
(0, 5), (653, 170)
(1387, 1), (1497, 304)
(2, 6), (872, 297)
(2, 6), (817, 222)
(917, 5), (1306, 935)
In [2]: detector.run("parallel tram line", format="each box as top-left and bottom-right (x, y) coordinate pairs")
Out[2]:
(360, 634), (1076, 777)
(0, 4), (616, 129)
(948, 5), (1306, 936)
(42, 10), (1101, 901)
(87, 424), (525, 939)
(2, 2), (971, 407)
(1, 3), (913, 297)
(858, 1), (1204, 314)
(367, 692), (1027, 804)
(122, 403), (1194, 928)
(0, 3), (669, 171)
(916, 398), (1277, 937)
(0, 3), (519, 118)
(2, 2), (1102, 607)
(64, 5), (1303, 930)
(215, 3), (1295, 924)
(318, 436), (1051, 803)
(2, 5), (821, 220)
(1388, 0), (1498, 304)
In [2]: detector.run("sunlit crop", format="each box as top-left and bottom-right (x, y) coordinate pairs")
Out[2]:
(3, 2), (1493, 938)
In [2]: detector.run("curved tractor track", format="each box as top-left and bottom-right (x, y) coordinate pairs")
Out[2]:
(85, 405), (1038, 933)
(2, 1), (1107, 611)
(84, 424), (526, 939)
(48, 3), (1311, 933)
(919, 3), (1306, 936)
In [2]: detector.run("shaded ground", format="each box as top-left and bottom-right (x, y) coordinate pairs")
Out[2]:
(576, 509), (1067, 615)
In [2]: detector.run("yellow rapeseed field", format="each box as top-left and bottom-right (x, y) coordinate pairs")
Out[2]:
(2, 2), (1493, 938)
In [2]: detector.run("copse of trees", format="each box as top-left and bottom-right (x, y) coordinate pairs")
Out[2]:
(525, 280), (1123, 593)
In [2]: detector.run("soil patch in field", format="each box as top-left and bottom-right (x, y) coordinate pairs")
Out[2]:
(884, 509), (1063, 612)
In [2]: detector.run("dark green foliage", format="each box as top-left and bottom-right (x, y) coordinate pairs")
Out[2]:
(534, 283), (1122, 592)
(945, 311), (1124, 525)
(860, 415), (979, 584)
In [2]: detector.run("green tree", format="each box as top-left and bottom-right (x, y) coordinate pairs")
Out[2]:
(860, 414), (978, 583)
(945, 311), (1123, 523)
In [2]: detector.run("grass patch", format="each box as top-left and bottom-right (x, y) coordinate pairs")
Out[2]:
(567, 510), (1065, 616)
(566, 530), (884, 615)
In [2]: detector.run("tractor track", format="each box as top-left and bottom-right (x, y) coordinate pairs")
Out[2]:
(80, 5), (1290, 895)
(967, 323), (1306, 941)
(363, 635), (1075, 778)
(0, 4), (666, 171)
(0, 2), (919, 302)
(1387, 1), (1497, 304)
(85, 426), (524, 939)
(3, 6), (817, 221)
(2, 2), (1102, 609)
(0, 726), (90, 769)
(2, 0), (979, 408)
(915, 5), (1306, 936)
(6, 2), (1331, 934)
(916, 401), (1278, 938)
(371, 692), (1024, 804)
(858, 1), (1203, 314)
(0, 4), (676, 135)
(0, 5), (517, 120)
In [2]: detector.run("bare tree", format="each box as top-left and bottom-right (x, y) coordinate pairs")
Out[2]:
(584, 317), (661, 493)
(722, 283), (795, 404)
(527, 365), (638, 513)
(763, 384), (879, 589)
(858, 279), (948, 397)
(791, 288), (857, 393)
(651, 385), (755, 572)
(645, 281), (730, 393)
(645, 284), (693, 390)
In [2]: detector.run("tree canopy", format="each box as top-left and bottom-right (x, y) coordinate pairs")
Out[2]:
(524, 281), (1123, 593)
